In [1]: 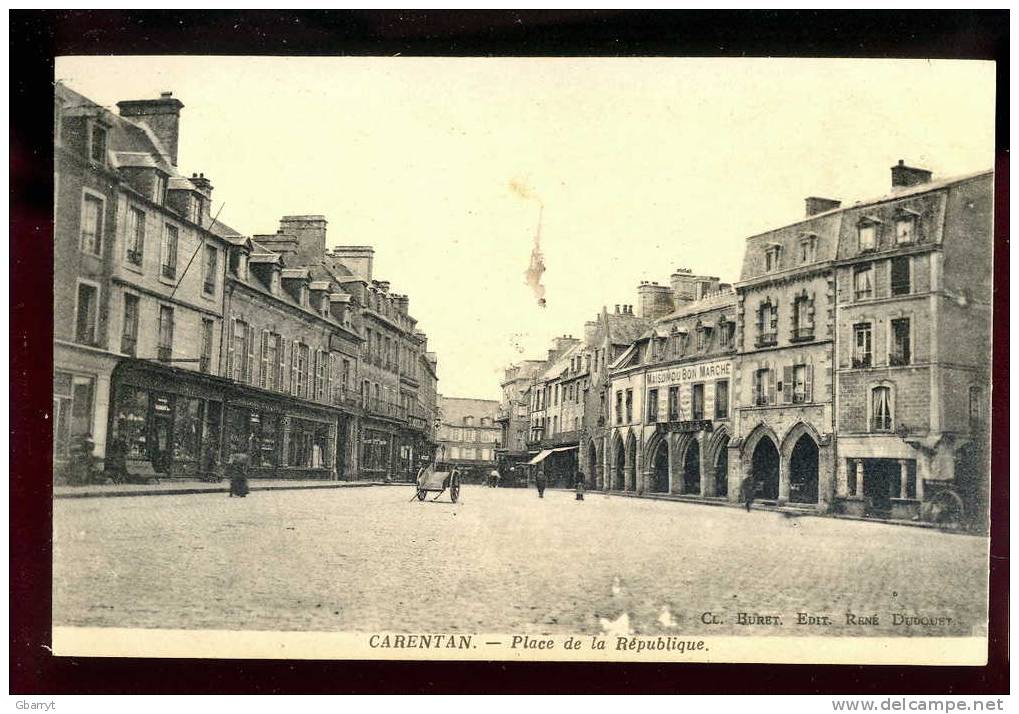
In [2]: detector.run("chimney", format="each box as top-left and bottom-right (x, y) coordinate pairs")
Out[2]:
(891, 159), (933, 189)
(614, 305), (620, 314)
(670, 268), (696, 305)
(328, 245), (375, 283)
(191, 173), (214, 225)
(805, 196), (841, 217)
(117, 91), (185, 167)
(636, 280), (674, 319)
(253, 230), (299, 264)
(279, 215), (328, 265)
(583, 320), (598, 344)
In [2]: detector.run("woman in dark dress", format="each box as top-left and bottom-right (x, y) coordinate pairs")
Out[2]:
(228, 453), (250, 498)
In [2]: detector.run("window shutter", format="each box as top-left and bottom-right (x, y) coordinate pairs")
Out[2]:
(246, 326), (255, 384)
(259, 330), (269, 388)
(782, 366), (793, 404)
(227, 318), (236, 379)
(804, 365), (814, 403)
(768, 369), (777, 405)
(291, 340), (299, 394)
(874, 261), (889, 299)
(807, 296), (815, 327)
(770, 304), (778, 331)
(276, 335), (285, 392)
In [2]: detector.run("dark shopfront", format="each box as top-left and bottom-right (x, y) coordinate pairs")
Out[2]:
(108, 360), (229, 480)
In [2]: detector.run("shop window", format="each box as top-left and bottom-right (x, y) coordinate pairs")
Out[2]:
(853, 323), (872, 368)
(871, 386), (893, 432)
(854, 264), (874, 301)
(889, 318), (911, 366)
(126, 206), (145, 266)
(715, 380), (729, 419)
(161, 224), (179, 280)
(691, 383), (705, 420)
(647, 388), (659, 423)
(157, 305), (174, 361)
(75, 281), (99, 345)
(890, 256), (911, 296)
(113, 386), (148, 460)
(173, 397), (204, 465)
(668, 386), (680, 421)
(121, 293), (139, 356)
(80, 193), (104, 256)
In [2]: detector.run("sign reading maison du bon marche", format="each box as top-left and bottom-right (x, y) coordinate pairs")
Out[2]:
(646, 360), (732, 388)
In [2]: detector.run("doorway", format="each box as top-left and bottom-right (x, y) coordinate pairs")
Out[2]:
(751, 437), (780, 500)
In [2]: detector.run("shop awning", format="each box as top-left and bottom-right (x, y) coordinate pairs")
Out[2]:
(552, 446), (578, 453)
(527, 450), (554, 465)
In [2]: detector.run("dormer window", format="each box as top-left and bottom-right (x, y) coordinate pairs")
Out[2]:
(188, 195), (204, 225)
(764, 244), (782, 272)
(858, 217), (880, 252)
(271, 270), (281, 295)
(89, 122), (107, 165)
(151, 173), (167, 205)
(895, 210), (919, 245)
(799, 234), (818, 263)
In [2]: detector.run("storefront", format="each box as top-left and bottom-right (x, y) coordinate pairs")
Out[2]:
(53, 343), (119, 474)
(108, 359), (229, 480)
(360, 426), (395, 480)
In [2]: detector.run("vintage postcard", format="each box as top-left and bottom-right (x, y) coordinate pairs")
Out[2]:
(50, 55), (995, 665)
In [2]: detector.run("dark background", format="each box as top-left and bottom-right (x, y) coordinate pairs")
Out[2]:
(10, 9), (1009, 695)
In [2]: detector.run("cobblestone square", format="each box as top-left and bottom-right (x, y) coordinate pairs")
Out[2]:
(53, 486), (988, 637)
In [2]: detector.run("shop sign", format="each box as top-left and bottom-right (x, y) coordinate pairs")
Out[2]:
(656, 419), (714, 433)
(647, 360), (731, 387)
(153, 395), (172, 414)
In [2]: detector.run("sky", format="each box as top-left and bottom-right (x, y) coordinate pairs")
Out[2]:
(55, 56), (996, 400)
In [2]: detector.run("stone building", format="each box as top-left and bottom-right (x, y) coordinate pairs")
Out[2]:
(832, 164), (992, 525)
(494, 360), (546, 475)
(436, 396), (501, 482)
(607, 274), (736, 496)
(729, 196), (841, 510)
(524, 335), (582, 487)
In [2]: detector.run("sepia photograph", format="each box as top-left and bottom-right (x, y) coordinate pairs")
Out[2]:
(13, 10), (1006, 695)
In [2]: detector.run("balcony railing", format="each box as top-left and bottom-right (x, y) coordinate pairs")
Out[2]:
(126, 249), (143, 266)
(753, 394), (770, 407)
(121, 334), (137, 356)
(888, 353), (911, 367)
(755, 332), (777, 348)
(852, 356), (873, 369)
(365, 397), (407, 421)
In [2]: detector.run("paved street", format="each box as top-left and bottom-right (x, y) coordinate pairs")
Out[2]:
(53, 486), (988, 637)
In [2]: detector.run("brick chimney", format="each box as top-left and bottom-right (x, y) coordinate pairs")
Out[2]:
(279, 215), (328, 265)
(190, 173), (213, 225)
(328, 246), (375, 283)
(805, 196), (841, 217)
(117, 91), (185, 167)
(891, 160), (932, 189)
(636, 280), (674, 319)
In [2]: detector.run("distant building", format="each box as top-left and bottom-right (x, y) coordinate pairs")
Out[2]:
(495, 360), (545, 473)
(436, 396), (501, 482)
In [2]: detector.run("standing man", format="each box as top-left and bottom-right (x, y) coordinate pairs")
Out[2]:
(740, 474), (755, 512)
(575, 469), (587, 501)
(535, 467), (547, 499)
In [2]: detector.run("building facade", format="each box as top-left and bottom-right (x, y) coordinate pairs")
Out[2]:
(495, 360), (545, 475)
(436, 397), (501, 482)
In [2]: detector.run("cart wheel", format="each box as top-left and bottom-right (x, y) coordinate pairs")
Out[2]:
(416, 489), (427, 501)
(450, 481), (460, 503)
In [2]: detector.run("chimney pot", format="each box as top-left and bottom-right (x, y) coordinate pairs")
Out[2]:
(160, 91), (173, 98)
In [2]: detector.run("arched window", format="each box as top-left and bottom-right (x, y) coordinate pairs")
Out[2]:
(871, 386), (892, 432)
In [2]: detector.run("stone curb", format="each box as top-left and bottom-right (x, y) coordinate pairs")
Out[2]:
(54, 481), (405, 500)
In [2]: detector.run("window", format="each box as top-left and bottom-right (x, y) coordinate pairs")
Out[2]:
(260, 331), (280, 389)
(668, 386), (680, 421)
(152, 173), (167, 205)
(295, 343), (309, 398)
(625, 389), (633, 423)
(969, 386), (983, 429)
(853, 264), (873, 301)
(853, 323), (872, 368)
(161, 224), (179, 280)
(757, 301), (777, 347)
(792, 294), (814, 340)
(189, 195), (203, 224)
(890, 318), (911, 366)
(74, 281), (99, 345)
(89, 123), (107, 164)
(895, 216), (915, 244)
(800, 235), (818, 263)
(200, 318), (214, 373)
(126, 207), (145, 266)
(697, 326), (711, 351)
(80, 193), (103, 255)
(647, 388), (659, 423)
(121, 293), (139, 355)
(890, 256), (911, 296)
(691, 383), (705, 420)
(871, 386), (892, 431)
(764, 245), (782, 272)
(719, 322), (734, 349)
(157, 305), (174, 361)
(715, 380), (729, 419)
(229, 319), (248, 382)
(615, 390), (623, 424)
(787, 364), (811, 404)
(53, 373), (95, 458)
(202, 245), (217, 295)
(859, 223), (876, 251)
(753, 368), (775, 406)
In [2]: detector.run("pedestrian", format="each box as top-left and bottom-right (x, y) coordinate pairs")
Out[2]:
(489, 468), (500, 488)
(535, 468), (547, 499)
(227, 453), (250, 498)
(740, 474), (755, 512)
(575, 470), (587, 501)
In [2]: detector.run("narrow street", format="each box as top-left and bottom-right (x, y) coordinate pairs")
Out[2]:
(53, 486), (987, 636)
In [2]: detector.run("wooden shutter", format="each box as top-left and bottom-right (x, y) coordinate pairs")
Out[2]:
(807, 295), (816, 328)
(874, 261), (890, 299)
(245, 326), (255, 384)
(291, 340), (299, 394)
(768, 369), (777, 405)
(226, 318), (236, 379)
(276, 335), (285, 392)
(804, 365), (814, 403)
(782, 366), (793, 403)
(259, 330), (269, 389)
(770, 304), (778, 332)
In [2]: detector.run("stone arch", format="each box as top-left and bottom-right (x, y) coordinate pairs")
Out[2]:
(587, 438), (601, 490)
(624, 430), (637, 491)
(705, 426), (731, 498)
(780, 421), (824, 462)
(648, 434), (670, 493)
(744, 422), (781, 501)
(611, 431), (625, 491)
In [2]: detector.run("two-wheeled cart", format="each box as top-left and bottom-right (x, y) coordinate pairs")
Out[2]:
(414, 465), (461, 503)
